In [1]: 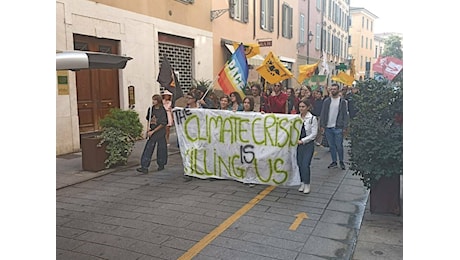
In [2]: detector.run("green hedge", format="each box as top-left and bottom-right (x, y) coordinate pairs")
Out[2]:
(348, 78), (403, 189)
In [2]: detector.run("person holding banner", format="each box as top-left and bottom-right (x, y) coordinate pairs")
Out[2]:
(196, 86), (214, 109)
(296, 99), (318, 194)
(136, 94), (168, 174)
(185, 92), (200, 109)
(242, 96), (255, 112)
(218, 95), (231, 110)
(242, 96), (257, 187)
(229, 91), (244, 111)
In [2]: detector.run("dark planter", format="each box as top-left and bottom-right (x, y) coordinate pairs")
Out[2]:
(370, 175), (401, 215)
(81, 136), (108, 172)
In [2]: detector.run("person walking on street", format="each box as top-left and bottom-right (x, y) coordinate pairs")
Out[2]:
(296, 99), (318, 194)
(320, 83), (349, 170)
(137, 94), (168, 174)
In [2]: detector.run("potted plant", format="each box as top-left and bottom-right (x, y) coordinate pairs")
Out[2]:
(192, 78), (213, 91)
(99, 108), (143, 168)
(348, 77), (403, 215)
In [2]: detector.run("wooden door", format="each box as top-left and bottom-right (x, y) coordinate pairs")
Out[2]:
(74, 34), (120, 133)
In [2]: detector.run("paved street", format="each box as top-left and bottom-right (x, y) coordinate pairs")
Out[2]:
(57, 136), (371, 260)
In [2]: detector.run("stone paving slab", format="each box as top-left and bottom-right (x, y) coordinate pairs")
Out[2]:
(56, 132), (402, 259)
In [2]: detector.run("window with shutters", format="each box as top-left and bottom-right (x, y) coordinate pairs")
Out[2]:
(299, 14), (305, 44)
(316, 23), (321, 50)
(230, 0), (249, 23)
(281, 3), (293, 39)
(260, 0), (274, 32)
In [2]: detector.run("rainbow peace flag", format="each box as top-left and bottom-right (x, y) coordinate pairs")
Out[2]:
(217, 44), (249, 97)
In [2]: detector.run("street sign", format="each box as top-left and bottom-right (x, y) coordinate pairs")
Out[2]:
(258, 40), (272, 47)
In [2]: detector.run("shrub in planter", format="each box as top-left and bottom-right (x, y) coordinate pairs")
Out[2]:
(99, 108), (143, 168)
(348, 77), (402, 214)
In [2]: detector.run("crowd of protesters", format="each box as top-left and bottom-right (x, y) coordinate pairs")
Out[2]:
(138, 80), (357, 193)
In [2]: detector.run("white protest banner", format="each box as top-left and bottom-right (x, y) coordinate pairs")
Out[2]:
(173, 108), (302, 186)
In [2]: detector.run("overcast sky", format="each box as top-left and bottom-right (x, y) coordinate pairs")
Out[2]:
(350, 0), (404, 34)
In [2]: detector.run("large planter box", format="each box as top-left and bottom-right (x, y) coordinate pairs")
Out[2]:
(81, 136), (108, 172)
(370, 175), (401, 215)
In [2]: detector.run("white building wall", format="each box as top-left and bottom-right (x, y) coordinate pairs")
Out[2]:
(56, 0), (213, 155)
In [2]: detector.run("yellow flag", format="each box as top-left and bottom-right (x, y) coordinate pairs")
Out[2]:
(256, 51), (293, 84)
(332, 71), (355, 86)
(233, 42), (260, 58)
(298, 61), (320, 83)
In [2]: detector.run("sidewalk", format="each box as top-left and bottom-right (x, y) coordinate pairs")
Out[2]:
(56, 132), (402, 259)
(56, 130), (182, 189)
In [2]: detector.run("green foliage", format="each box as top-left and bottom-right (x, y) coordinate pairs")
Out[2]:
(382, 35), (403, 60)
(99, 108), (143, 168)
(192, 78), (213, 89)
(348, 78), (403, 189)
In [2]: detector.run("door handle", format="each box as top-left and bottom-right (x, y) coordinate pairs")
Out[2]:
(108, 102), (112, 106)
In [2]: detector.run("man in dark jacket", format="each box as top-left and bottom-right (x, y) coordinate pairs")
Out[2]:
(320, 83), (349, 170)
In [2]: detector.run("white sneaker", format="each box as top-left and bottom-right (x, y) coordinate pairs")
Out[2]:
(303, 184), (310, 194)
(298, 183), (305, 192)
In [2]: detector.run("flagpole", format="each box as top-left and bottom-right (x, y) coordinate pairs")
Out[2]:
(201, 75), (219, 100)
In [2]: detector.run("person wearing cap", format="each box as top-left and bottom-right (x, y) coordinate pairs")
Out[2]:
(162, 90), (174, 146)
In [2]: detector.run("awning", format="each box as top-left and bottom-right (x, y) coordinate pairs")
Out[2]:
(279, 56), (296, 63)
(224, 44), (265, 67)
(56, 51), (133, 71)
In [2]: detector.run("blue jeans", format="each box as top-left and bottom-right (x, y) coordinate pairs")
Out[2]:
(325, 127), (344, 163)
(297, 141), (314, 184)
(140, 133), (167, 170)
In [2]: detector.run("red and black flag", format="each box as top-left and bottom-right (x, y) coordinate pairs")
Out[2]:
(157, 56), (184, 106)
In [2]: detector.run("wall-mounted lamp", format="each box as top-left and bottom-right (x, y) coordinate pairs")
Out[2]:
(308, 31), (314, 42)
(210, 2), (235, 21)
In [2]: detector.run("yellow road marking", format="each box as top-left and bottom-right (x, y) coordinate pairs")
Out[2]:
(289, 212), (308, 230)
(177, 185), (276, 260)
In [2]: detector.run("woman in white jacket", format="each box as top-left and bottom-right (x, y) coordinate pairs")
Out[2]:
(297, 99), (318, 194)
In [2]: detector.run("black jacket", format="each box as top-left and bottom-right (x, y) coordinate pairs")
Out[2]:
(320, 97), (349, 129)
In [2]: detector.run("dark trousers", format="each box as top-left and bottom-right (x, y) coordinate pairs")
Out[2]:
(297, 141), (314, 184)
(140, 133), (167, 170)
